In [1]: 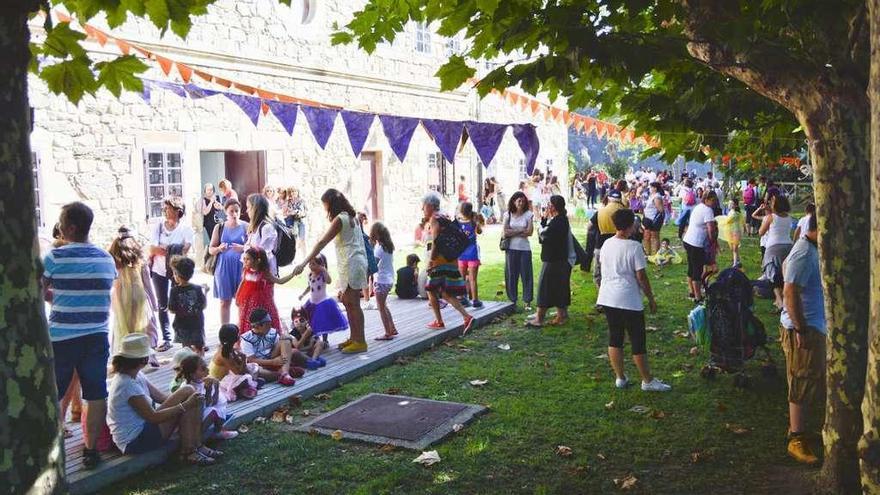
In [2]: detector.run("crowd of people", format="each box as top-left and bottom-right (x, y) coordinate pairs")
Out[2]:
(43, 166), (821, 471)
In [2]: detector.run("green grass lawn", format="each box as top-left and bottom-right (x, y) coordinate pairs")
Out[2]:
(105, 221), (817, 494)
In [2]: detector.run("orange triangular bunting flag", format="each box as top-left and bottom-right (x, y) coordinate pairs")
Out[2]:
(55, 11), (72, 22)
(155, 55), (173, 75)
(261, 101), (270, 115)
(115, 38), (131, 55)
(529, 100), (540, 114)
(176, 63), (193, 83)
(550, 107), (561, 121)
(134, 46), (152, 58)
(574, 116), (585, 132)
(562, 111), (572, 125)
(234, 83), (256, 95)
(542, 108), (552, 120)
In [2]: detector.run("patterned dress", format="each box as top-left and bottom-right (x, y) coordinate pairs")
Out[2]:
(235, 268), (281, 334)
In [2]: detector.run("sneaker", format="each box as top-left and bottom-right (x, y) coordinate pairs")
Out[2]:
(341, 341), (368, 354)
(255, 377), (267, 389)
(438, 300), (449, 309)
(316, 357), (327, 367)
(524, 305), (534, 312)
(641, 378), (672, 392)
(472, 300), (484, 309)
(305, 358), (321, 370)
(216, 429), (239, 440)
(615, 376), (629, 389)
(460, 298), (472, 307)
(361, 300), (377, 310)
(82, 448), (100, 470)
(787, 436), (819, 464)
(278, 374), (296, 386)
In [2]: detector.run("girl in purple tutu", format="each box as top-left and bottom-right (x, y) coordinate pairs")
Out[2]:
(300, 254), (349, 341)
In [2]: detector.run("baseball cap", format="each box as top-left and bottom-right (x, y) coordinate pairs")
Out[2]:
(607, 190), (622, 200)
(249, 308), (272, 324)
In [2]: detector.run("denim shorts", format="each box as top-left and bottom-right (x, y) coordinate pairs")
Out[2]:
(123, 422), (165, 455)
(52, 332), (110, 401)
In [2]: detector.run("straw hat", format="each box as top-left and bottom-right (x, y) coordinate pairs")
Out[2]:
(115, 333), (153, 359)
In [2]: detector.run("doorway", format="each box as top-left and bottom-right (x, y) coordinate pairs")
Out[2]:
(200, 150), (267, 210)
(351, 151), (383, 222)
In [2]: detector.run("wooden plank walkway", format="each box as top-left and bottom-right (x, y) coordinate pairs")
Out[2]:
(64, 289), (513, 494)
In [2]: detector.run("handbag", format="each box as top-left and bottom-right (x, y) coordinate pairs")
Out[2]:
(499, 215), (511, 251)
(204, 224), (224, 275)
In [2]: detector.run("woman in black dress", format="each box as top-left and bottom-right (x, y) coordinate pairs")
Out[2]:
(526, 195), (571, 327)
(200, 183), (222, 241)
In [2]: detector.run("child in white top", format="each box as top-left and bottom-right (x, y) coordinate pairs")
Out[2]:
(370, 222), (399, 340)
(175, 354), (238, 440)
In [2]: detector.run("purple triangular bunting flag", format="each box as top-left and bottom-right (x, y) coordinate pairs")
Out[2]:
(184, 84), (219, 99)
(465, 122), (508, 167)
(379, 115), (420, 162)
(340, 111), (375, 157)
(422, 119), (464, 164)
(512, 124), (540, 176)
(154, 80), (187, 98)
(224, 93), (262, 127)
(140, 80), (153, 103)
(266, 100), (299, 135)
(301, 106), (339, 149)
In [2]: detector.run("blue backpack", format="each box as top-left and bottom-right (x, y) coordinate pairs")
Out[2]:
(362, 232), (378, 276)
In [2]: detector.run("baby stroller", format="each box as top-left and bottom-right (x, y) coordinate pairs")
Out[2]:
(692, 268), (775, 387)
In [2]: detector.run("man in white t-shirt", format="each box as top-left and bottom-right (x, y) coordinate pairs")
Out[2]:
(681, 190), (719, 301)
(596, 208), (671, 392)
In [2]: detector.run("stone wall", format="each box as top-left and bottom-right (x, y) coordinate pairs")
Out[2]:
(30, 0), (569, 253)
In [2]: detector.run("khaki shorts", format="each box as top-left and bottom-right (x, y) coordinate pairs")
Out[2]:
(781, 326), (826, 405)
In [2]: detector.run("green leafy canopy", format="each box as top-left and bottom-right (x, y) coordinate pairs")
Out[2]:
(30, 0), (220, 103)
(333, 0), (867, 165)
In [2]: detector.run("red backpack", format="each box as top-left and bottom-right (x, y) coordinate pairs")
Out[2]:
(684, 188), (697, 206)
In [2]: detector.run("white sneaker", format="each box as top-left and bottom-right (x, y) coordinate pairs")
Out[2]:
(361, 300), (377, 310)
(641, 378), (672, 392)
(615, 376), (629, 389)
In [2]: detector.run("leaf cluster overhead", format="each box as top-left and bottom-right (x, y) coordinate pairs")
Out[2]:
(334, 0), (868, 165)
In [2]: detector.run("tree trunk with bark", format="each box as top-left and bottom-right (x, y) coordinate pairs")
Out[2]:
(862, 1), (880, 492)
(797, 91), (871, 494)
(0, 4), (66, 493)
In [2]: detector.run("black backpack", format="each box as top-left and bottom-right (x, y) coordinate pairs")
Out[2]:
(271, 218), (296, 267)
(434, 216), (470, 260)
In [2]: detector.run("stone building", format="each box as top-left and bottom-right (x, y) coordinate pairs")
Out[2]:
(29, 0), (569, 254)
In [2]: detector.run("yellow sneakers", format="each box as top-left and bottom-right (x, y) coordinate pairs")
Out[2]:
(341, 341), (368, 354)
(787, 436), (819, 465)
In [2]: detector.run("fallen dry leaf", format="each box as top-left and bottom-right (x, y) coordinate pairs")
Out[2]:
(595, 353), (609, 359)
(497, 343), (511, 351)
(614, 473), (639, 490)
(556, 445), (573, 457)
(691, 449), (712, 463)
(253, 417), (267, 424)
(452, 423), (464, 433)
(384, 387), (401, 395)
(534, 352), (547, 357)
(413, 450), (442, 466)
(237, 425), (249, 433)
(605, 400), (615, 410)
(314, 393), (331, 400)
(725, 423), (751, 435)
(302, 409), (311, 417)
(271, 411), (286, 423)
(469, 379), (489, 387)
(285, 415), (294, 424)
(650, 409), (667, 419)
(307, 428), (318, 437)
(689, 346), (700, 356)
(288, 395), (302, 408)
(646, 326), (658, 332)
(331, 430), (343, 441)
(597, 453), (607, 461)
(716, 402), (727, 413)
(379, 444), (396, 453)
(493, 331), (503, 337)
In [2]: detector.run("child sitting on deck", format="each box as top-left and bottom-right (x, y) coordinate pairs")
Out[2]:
(290, 307), (327, 370)
(395, 254), (420, 300)
(210, 324), (259, 401)
(175, 353), (238, 440)
(240, 309), (307, 386)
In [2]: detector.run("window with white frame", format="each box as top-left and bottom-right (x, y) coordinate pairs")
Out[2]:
(414, 22), (431, 54)
(32, 151), (44, 228)
(427, 152), (450, 195)
(143, 150), (183, 219)
(518, 158), (526, 179)
(445, 34), (461, 57)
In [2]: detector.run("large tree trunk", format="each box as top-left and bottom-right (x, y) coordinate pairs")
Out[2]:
(862, 1), (880, 492)
(0, 4), (66, 493)
(795, 91), (871, 493)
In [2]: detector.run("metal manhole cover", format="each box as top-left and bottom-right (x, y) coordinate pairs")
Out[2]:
(299, 393), (486, 449)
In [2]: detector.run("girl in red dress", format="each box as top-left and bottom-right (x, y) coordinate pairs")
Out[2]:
(235, 247), (294, 334)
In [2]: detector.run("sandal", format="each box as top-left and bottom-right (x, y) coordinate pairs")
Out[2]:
(155, 342), (173, 353)
(198, 445), (224, 458)
(182, 450), (215, 466)
(374, 334), (396, 341)
(524, 319), (544, 328)
(426, 321), (445, 330)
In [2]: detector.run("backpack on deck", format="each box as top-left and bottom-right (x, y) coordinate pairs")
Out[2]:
(434, 216), (470, 260)
(271, 218), (296, 267)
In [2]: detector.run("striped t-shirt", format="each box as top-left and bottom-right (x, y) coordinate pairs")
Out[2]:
(43, 243), (117, 342)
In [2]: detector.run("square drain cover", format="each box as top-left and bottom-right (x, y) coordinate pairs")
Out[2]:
(299, 394), (486, 449)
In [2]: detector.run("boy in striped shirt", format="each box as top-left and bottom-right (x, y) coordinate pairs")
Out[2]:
(43, 202), (117, 469)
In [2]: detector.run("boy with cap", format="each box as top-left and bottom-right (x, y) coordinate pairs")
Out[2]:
(240, 308), (307, 386)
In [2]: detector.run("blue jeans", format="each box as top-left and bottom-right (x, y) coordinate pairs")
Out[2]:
(505, 249), (534, 305)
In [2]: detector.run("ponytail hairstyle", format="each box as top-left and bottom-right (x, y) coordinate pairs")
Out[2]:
(218, 324), (240, 360)
(244, 247), (270, 275)
(369, 221), (394, 254)
(175, 355), (205, 384)
(108, 226), (144, 268)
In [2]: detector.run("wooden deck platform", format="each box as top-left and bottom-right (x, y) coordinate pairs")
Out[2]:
(64, 290), (513, 494)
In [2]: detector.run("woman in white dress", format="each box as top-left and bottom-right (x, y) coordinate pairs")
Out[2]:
(292, 189), (369, 354)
